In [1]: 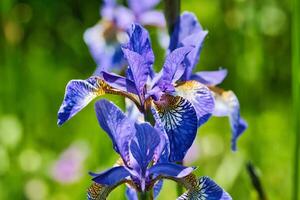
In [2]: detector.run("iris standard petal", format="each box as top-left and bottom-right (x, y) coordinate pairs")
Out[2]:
(122, 49), (150, 101)
(95, 99), (135, 164)
(212, 90), (247, 150)
(169, 12), (208, 80)
(149, 163), (195, 179)
(57, 77), (105, 126)
(139, 11), (166, 27)
(123, 24), (154, 66)
(130, 123), (161, 173)
(92, 166), (130, 186)
(191, 69), (228, 86)
(177, 176), (232, 200)
(153, 94), (198, 162)
(181, 31), (208, 80)
(175, 81), (215, 126)
(169, 12), (204, 51)
(159, 47), (194, 85)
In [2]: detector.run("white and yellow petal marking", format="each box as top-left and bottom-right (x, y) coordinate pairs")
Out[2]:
(57, 76), (139, 126)
(175, 81), (215, 126)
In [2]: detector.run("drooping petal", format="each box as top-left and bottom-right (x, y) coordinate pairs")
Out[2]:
(95, 99), (135, 165)
(129, 123), (161, 174)
(169, 12), (208, 80)
(123, 24), (154, 66)
(175, 81), (215, 126)
(212, 90), (247, 150)
(177, 176), (232, 200)
(57, 76), (105, 126)
(153, 95), (198, 162)
(92, 166), (130, 186)
(139, 11), (166, 27)
(127, 0), (161, 14)
(149, 163), (195, 179)
(191, 69), (228, 86)
(122, 49), (150, 101)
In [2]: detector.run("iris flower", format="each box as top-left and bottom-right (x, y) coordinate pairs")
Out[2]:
(168, 12), (247, 151)
(86, 99), (231, 200)
(58, 23), (215, 163)
(84, 0), (166, 74)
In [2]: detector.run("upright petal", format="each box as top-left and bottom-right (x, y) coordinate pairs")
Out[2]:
(191, 69), (228, 86)
(153, 95), (198, 162)
(175, 81), (215, 126)
(129, 123), (161, 174)
(122, 49), (150, 101)
(149, 163), (195, 179)
(177, 176), (232, 200)
(212, 90), (247, 150)
(95, 99), (135, 165)
(127, 0), (161, 14)
(159, 47), (194, 85)
(169, 12), (208, 80)
(57, 76), (105, 126)
(123, 24), (154, 66)
(92, 166), (130, 186)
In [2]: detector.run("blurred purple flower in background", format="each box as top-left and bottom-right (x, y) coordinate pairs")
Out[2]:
(51, 141), (89, 184)
(84, 0), (165, 74)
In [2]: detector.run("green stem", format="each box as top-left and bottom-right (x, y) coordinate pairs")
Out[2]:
(164, 0), (180, 35)
(292, 0), (300, 198)
(138, 191), (153, 200)
(176, 161), (184, 196)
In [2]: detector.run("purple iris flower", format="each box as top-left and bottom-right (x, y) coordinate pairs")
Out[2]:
(84, 0), (165, 73)
(86, 100), (231, 200)
(58, 24), (215, 163)
(169, 12), (247, 151)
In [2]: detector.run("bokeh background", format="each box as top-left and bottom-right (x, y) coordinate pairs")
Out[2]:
(0, 0), (295, 199)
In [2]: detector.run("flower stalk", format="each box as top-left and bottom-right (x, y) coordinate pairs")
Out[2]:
(164, 0), (180, 34)
(138, 191), (153, 200)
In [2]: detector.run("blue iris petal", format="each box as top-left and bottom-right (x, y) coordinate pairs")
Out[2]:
(92, 166), (130, 186)
(57, 77), (102, 126)
(154, 95), (198, 162)
(130, 123), (161, 174)
(177, 176), (232, 200)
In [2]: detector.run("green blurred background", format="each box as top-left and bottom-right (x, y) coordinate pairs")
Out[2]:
(0, 0), (295, 199)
